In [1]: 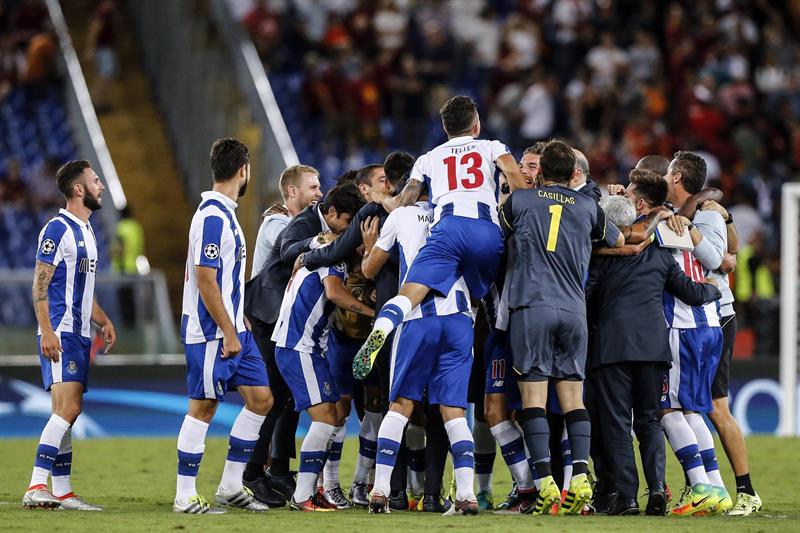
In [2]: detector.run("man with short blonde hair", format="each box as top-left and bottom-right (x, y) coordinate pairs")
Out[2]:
(251, 165), (322, 279)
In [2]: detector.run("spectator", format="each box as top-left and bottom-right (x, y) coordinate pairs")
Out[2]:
(585, 31), (628, 92)
(85, 0), (119, 113)
(519, 71), (555, 144)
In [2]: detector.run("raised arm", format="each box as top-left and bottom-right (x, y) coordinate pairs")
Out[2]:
(33, 260), (61, 362)
(361, 216), (390, 279)
(380, 179), (423, 213)
(303, 205), (381, 270)
(496, 153), (529, 193)
(621, 207), (671, 244)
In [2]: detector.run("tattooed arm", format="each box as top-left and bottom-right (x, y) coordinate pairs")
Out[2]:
(32, 260), (61, 362)
(323, 275), (375, 318)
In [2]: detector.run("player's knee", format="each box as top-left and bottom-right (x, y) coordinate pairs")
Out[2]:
(709, 398), (732, 426)
(55, 404), (81, 424)
(248, 391), (273, 416)
(483, 400), (505, 427)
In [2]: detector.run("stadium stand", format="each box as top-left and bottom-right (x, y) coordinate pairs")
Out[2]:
(233, 0), (790, 356)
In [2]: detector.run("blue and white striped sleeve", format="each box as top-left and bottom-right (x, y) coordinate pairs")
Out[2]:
(195, 215), (224, 269)
(36, 220), (68, 265)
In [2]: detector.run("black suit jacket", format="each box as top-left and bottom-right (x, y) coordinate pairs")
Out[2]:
(303, 201), (400, 309)
(585, 243), (722, 368)
(244, 205), (323, 324)
(577, 178), (603, 203)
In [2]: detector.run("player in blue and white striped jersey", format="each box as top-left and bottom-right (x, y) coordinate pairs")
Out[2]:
(24, 160), (116, 511)
(272, 249), (374, 512)
(659, 151), (730, 515)
(173, 139), (273, 515)
(359, 190), (479, 516)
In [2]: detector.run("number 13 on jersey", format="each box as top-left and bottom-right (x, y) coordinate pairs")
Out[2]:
(546, 204), (563, 252)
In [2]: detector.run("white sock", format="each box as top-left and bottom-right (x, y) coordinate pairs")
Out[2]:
(373, 411), (408, 497)
(294, 421), (336, 502)
(444, 417), (476, 502)
(661, 411), (709, 486)
(219, 408), (265, 493)
(354, 411), (382, 484)
(473, 420), (495, 494)
(685, 413), (726, 488)
(323, 424), (347, 491)
(405, 422), (426, 495)
(176, 415), (209, 502)
(491, 420), (533, 490)
(30, 414), (70, 488)
(51, 428), (73, 497)
(373, 295), (413, 335)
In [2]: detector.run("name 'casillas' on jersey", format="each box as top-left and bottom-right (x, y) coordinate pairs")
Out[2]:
(500, 185), (619, 315)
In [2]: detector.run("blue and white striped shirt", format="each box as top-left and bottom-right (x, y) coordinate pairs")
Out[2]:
(374, 201), (471, 321)
(181, 191), (247, 344)
(271, 264), (347, 353)
(35, 209), (99, 338)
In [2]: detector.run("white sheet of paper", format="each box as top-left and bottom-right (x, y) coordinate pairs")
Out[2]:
(655, 221), (695, 251)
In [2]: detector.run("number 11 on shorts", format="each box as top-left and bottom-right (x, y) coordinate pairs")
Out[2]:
(547, 204), (562, 252)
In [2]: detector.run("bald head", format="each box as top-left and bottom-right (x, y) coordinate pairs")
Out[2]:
(570, 148), (590, 189)
(635, 155), (670, 179)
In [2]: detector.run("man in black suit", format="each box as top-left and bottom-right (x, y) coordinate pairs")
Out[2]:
(585, 170), (722, 516)
(242, 181), (364, 503)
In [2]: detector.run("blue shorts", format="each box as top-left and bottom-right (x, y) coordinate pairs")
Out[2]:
(661, 327), (723, 413)
(404, 215), (503, 300)
(39, 332), (91, 392)
(483, 329), (521, 411)
(275, 346), (340, 412)
(389, 313), (474, 408)
(184, 330), (269, 401)
(326, 327), (379, 396)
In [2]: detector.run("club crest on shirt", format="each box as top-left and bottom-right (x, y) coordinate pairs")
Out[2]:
(41, 239), (56, 255)
(333, 262), (347, 273)
(323, 381), (332, 396)
(204, 243), (220, 260)
(67, 361), (78, 375)
(216, 380), (224, 397)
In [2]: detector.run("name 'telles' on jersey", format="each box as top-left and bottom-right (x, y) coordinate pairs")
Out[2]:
(375, 201), (471, 321)
(35, 209), (99, 338)
(271, 264), (347, 353)
(410, 136), (510, 226)
(181, 191), (247, 344)
(663, 249), (721, 329)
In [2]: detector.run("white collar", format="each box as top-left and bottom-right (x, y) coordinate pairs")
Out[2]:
(201, 190), (238, 210)
(317, 204), (331, 232)
(59, 208), (89, 227)
(573, 182), (587, 191)
(444, 135), (475, 145)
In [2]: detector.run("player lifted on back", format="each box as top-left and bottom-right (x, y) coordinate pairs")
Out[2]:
(360, 185), (477, 515)
(23, 160), (116, 511)
(173, 139), (274, 514)
(501, 141), (623, 515)
(352, 95), (528, 379)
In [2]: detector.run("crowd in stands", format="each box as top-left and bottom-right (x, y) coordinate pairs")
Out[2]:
(0, 0), (113, 326)
(233, 0), (790, 355)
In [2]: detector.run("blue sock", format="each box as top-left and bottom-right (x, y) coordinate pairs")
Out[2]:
(374, 296), (412, 334)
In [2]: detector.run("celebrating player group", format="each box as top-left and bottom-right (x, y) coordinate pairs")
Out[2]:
(23, 95), (762, 518)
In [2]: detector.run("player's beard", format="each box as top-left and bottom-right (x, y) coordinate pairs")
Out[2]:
(83, 191), (102, 211)
(238, 176), (249, 198)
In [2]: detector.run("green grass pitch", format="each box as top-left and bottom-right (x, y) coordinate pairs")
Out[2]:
(0, 436), (798, 532)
